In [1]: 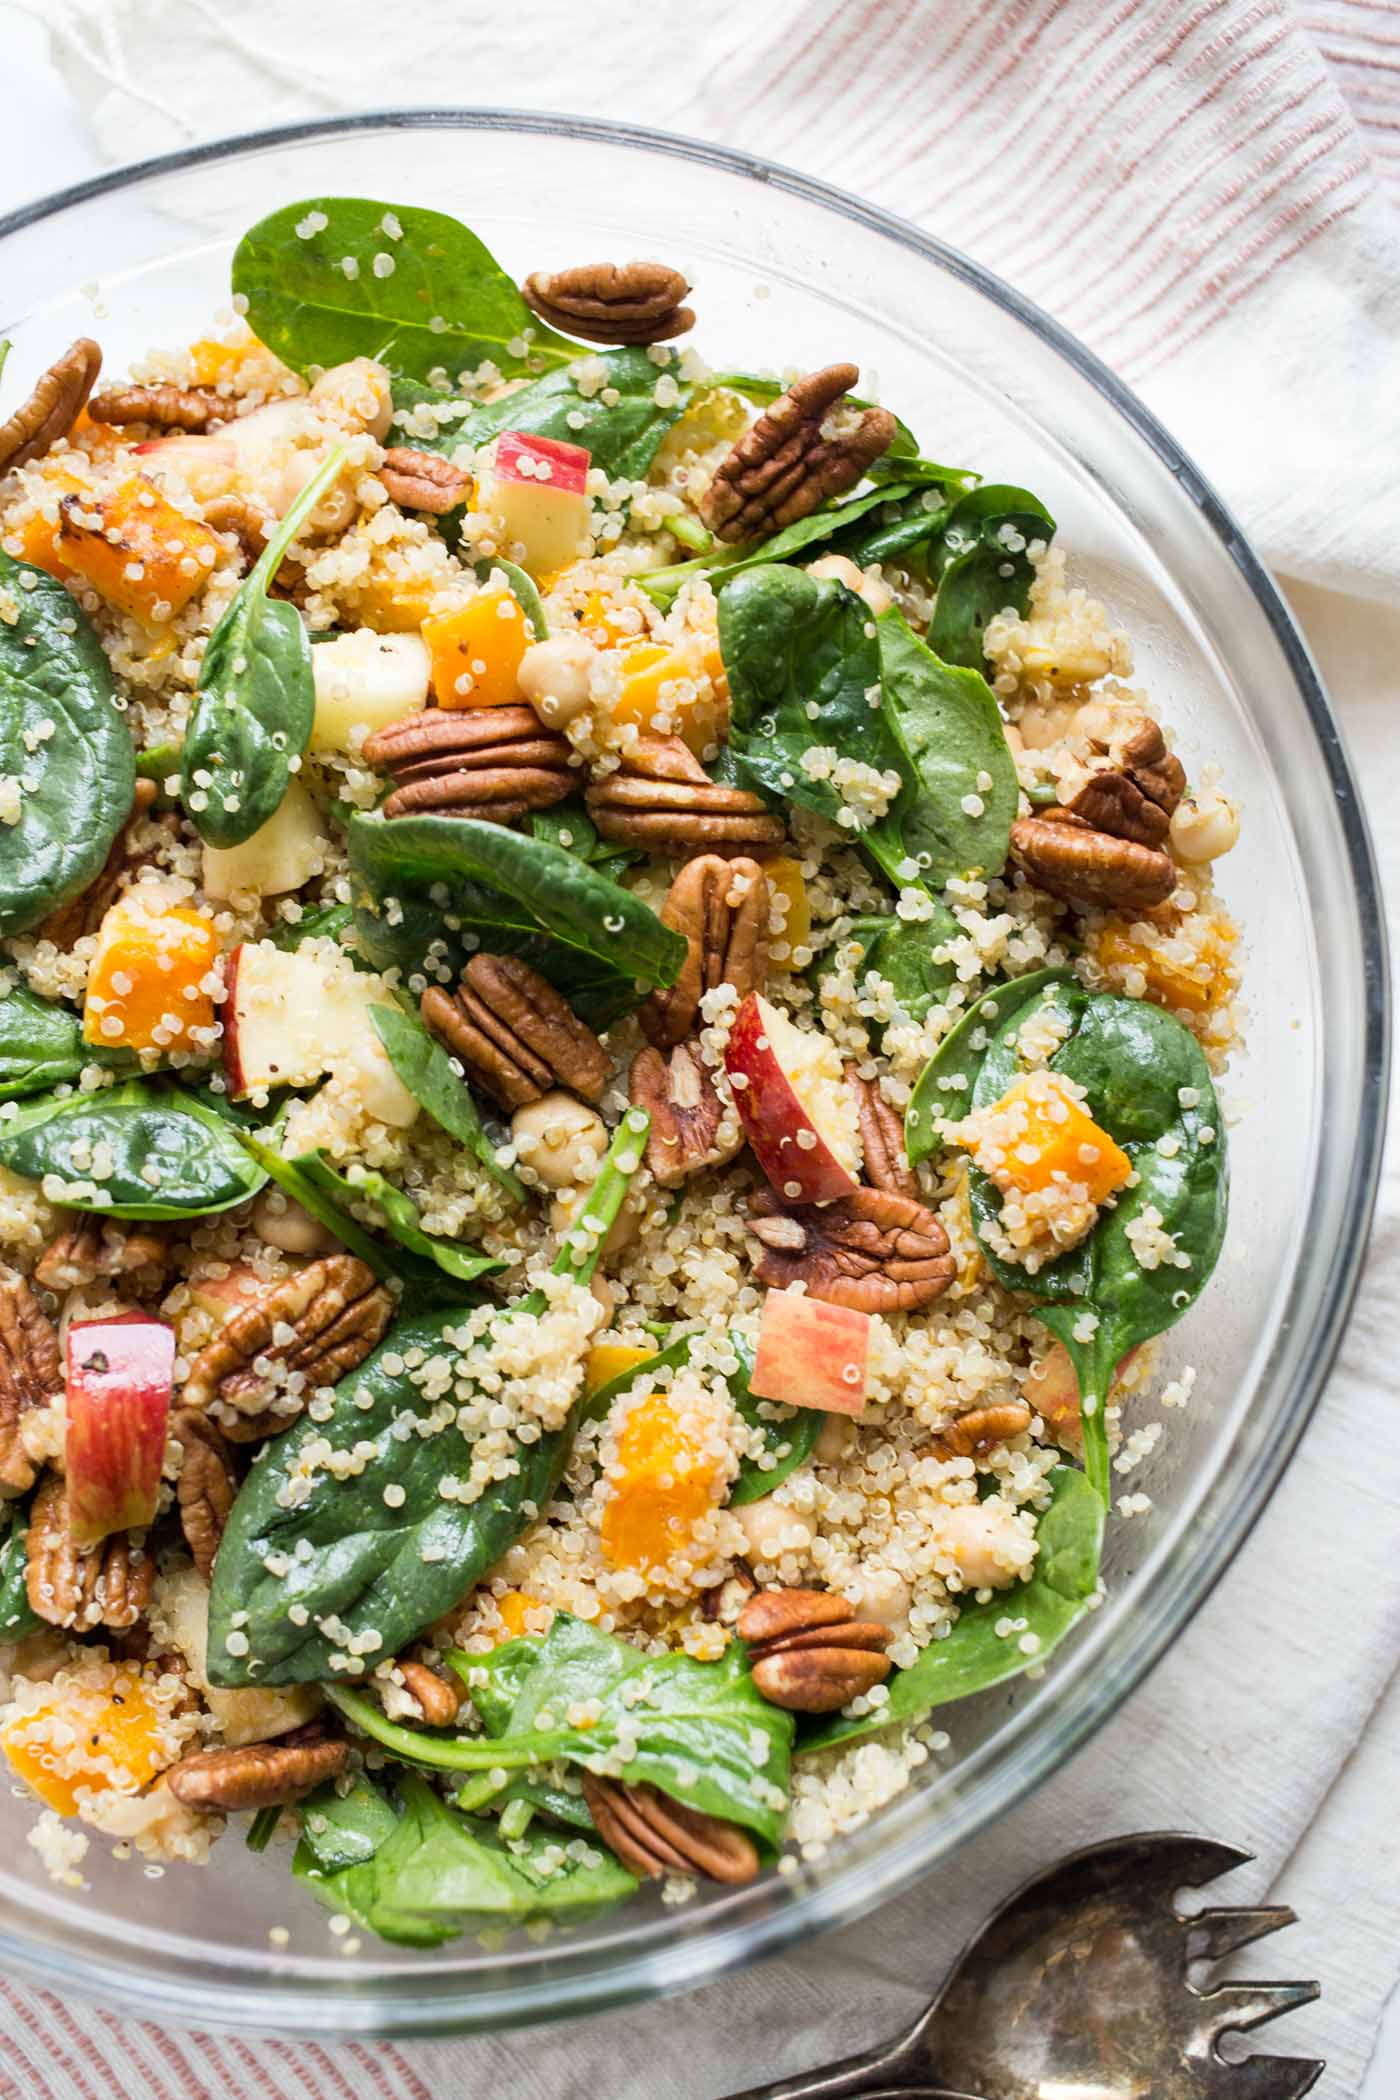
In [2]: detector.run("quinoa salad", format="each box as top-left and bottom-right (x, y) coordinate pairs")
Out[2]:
(0, 199), (1237, 1943)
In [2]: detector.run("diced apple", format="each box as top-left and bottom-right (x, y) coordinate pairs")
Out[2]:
(202, 777), (330, 900)
(155, 1563), (320, 1742)
(330, 1030), (420, 1129)
(476, 430), (592, 576)
(222, 941), (418, 1127)
(724, 993), (861, 1205)
(310, 630), (431, 753)
(748, 1289), (871, 1417)
(185, 1261), (268, 1325)
(65, 1313), (174, 1547)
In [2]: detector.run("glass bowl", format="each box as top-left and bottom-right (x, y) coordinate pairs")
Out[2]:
(0, 111), (1387, 2037)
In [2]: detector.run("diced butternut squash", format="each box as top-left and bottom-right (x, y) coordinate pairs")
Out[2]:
(1095, 924), (1236, 1016)
(584, 1342), (656, 1397)
(187, 336), (252, 386)
(83, 889), (218, 1054)
(611, 638), (725, 756)
(53, 474), (220, 626)
(763, 856), (811, 971)
(495, 1590), (547, 1641)
(423, 585), (530, 708)
(579, 587), (645, 648)
(600, 1391), (719, 1583)
(989, 1074), (1132, 1203)
(2, 1665), (167, 1816)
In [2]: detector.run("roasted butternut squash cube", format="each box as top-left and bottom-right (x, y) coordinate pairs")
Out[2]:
(1094, 924), (1236, 1016)
(763, 856), (811, 971)
(600, 1391), (719, 1583)
(54, 474), (220, 625)
(611, 638), (725, 756)
(989, 1073), (1132, 1203)
(495, 1590), (548, 1640)
(579, 587), (645, 648)
(584, 1342), (657, 1397)
(83, 889), (219, 1054)
(2, 1664), (167, 1816)
(424, 585), (530, 709)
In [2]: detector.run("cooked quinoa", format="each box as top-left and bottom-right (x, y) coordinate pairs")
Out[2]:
(0, 196), (1239, 1938)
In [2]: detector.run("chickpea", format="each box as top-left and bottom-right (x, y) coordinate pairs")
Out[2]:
(1170, 788), (1240, 864)
(813, 1412), (857, 1465)
(309, 357), (394, 441)
(550, 1184), (641, 1260)
(806, 552), (893, 616)
(734, 1499), (816, 1564)
(281, 445), (356, 535)
(844, 1565), (910, 1630)
(252, 1186), (339, 1257)
(589, 1275), (616, 1325)
(938, 1499), (1029, 1591)
(518, 633), (597, 728)
(510, 1092), (608, 1190)
(1014, 696), (1082, 750)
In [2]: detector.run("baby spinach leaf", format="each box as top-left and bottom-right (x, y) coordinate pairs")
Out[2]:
(391, 345), (691, 482)
(233, 198), (577, 382)
(809, 911), (961, 1035)
(207, 1114), (649, 1686)
(804, 1467), (1103, 1752)
(0, 985), (86, 1098)
(268, 901), (356, 953)
(182, 448), (345, 848)
(639, 482), (933, 610)
(0, 551), (136, 938)
(0, 1506), (41, 1643)
(368, 1001), (524, 1205)
(526, 798), (637, 882)
(0, 1079), (269, 1219)
(928, 485), (1055, 670)
(579, 1332), (694, 1426)
(299, 1774), (400, 1874)
(474, 557), (546, 640)
(290, 1150), (504, 1289)
(295, 1772), (635, 1945)
(348, 811), (685, 1027)
(728, 1332), (819, 1506)
(905, 969), (1071, 1166)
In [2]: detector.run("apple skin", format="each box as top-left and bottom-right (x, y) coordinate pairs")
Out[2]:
(748, 1289), (870, 1416)
(724, 994), (859, 1206)
(65, 1313), (175, 1547)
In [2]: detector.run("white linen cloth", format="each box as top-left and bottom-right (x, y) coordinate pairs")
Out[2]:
(1, 4), (1397, 2095)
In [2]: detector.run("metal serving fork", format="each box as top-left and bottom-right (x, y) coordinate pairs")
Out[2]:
(720, 1833), (1323, 2099)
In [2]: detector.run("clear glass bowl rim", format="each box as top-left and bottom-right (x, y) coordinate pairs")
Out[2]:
(0, 106), (1388, 2039)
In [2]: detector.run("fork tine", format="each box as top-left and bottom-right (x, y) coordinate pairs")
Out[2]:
(1195, 1978), (1321, 2041)
(1190, 1905), (1298, 1961)
(1208, 2052), (1326, 2099)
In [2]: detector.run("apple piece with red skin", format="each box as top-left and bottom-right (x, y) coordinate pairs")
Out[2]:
(477, 430), (592, 576)
(748, 1288), (871, 1417)
(65, 1313), (175, 1547)
(723, 993), (860, 1206)
(186, 1261), (267, 1326)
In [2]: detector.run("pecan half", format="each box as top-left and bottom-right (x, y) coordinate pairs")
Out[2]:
(26, 1475), (152, 1631)
(0, 338), (102, 475)
(378, 446), (471, 514)
(181, 1255), (393, 1420)
(422, 954), (609, 1111)
(0, 1270), (61, 1498)
(522, 261), (694, 346)
(738, 1586), (892, 1713)
(35, 1211), (171, 1293)
(35, 778), (180, 948)
(202, 492), (276, 566)
(586, 737), (785, 857)
(699, 363), (896, 544)
(165, 1724), (347, 1812)
(629, 1041), (742, 1188)
(362, 705), (576, 822)
(1064, 719), (1186, 848)
(747, 1185), (955, 1314)
(397, 1660), (462, 1725)
(846, 1067), (917, 1199)
(925, 1401), (1033, 1462)
(1013, 717), (1185, 912)
(173, 1410), (238, 1581)
(582, 1773), (759, 1885)
(641, 855), (770, 1049)
(87, 383), (223, 433)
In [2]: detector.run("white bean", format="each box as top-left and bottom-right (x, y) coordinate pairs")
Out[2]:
(938, 1499), (1028, 1590)
(1170, 789), (1240, 863)
(806, 552), (893, 615)
(511, 1093), (608, 1190)
(252, 1186), (338, 1256)
(518, 633), (597, 728)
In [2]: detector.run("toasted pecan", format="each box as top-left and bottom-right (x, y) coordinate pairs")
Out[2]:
(181, 1256), (392, 1425)
(738, 1586), (892, 1713)
(0, 338), (102, 475)
(746, 1184), (954, 1314)
(421, 955), (609, 1111)
(640, 855), (769, 1050)
(164, 1724), (347, 1812)
(397, 1660), (463, 1726)
(582, 1773), (759, 1885)
(925, 1401), (1033, 1463)
(846, 1066), (918, 1199)
(378, 446), (472, 514)
(629, 1041), (742, 1188)
(699, 363), (896, 543)
(0, 1270), (61, 1498)
(34, 1211), (172, 1294)
(363, 705), (576, 822)
(87, 383), (223, 433)
(26, 1475), (152, 1632)
(173, 1410), (238, 1581)
(586, 737), (785, 857)
(522, 260), (694, 345)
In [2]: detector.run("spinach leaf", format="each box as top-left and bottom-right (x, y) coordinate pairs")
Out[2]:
(329, 1610), (794, 1853)
(289, 1150), (504, 1290)
(348, 811), (685, 1027)
(809, 911), (960, 1035)
(392, 345), (691, 483)
(828, 485), (955, 576)
(0, 550), (135, 937)
(233, 198), (577, 383)
(579, 1332), (693, 1425)
(368, 1001), (524, 1204)
(473, 557), (546, 640)
(182, 448), (344, 847)
(0, 1079), (268, 1219)
(639, 482), (933, 610)
(295, 1772), (635, 1945)
(268, 901), (355, 953)
(299, 1775), (401, 1873)
(0, 1506), (41, 1643)
(728, 1331), (819, 1506)
(229, 1130), (402, 1284)
(905, 969), (1070, 1165)
(0, 985), (86, 1098)
(526, 798), (636, 882)
(803, 1468), (1103, 1752)
(928, 485), (1055, 670)
(207, 1113), (649, 1686)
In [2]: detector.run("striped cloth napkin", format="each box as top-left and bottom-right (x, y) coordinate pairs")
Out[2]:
(7, 4), (1400, 2097)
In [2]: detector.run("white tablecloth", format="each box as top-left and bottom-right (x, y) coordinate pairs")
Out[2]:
(0, 5), (1396, 2095)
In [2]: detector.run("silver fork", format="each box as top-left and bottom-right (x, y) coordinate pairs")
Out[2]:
(719, 1833), (1323, 2099)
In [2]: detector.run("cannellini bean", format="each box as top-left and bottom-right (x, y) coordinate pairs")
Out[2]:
(511, 1092), (608, 1190)
(1170, 788), (1240, 863)
(734, 1499), (816, 1563)
(252, 1186), (339, 1256)
(938, 1498), (1029, 1590)
(806, 552), (893, 615)
(550, 1184), (641, 1260)
(843, 1566), (910, 1629)
(309, 357), (393, 441)
(280, 444), (357, 534)
(518, 633), (597, 728)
